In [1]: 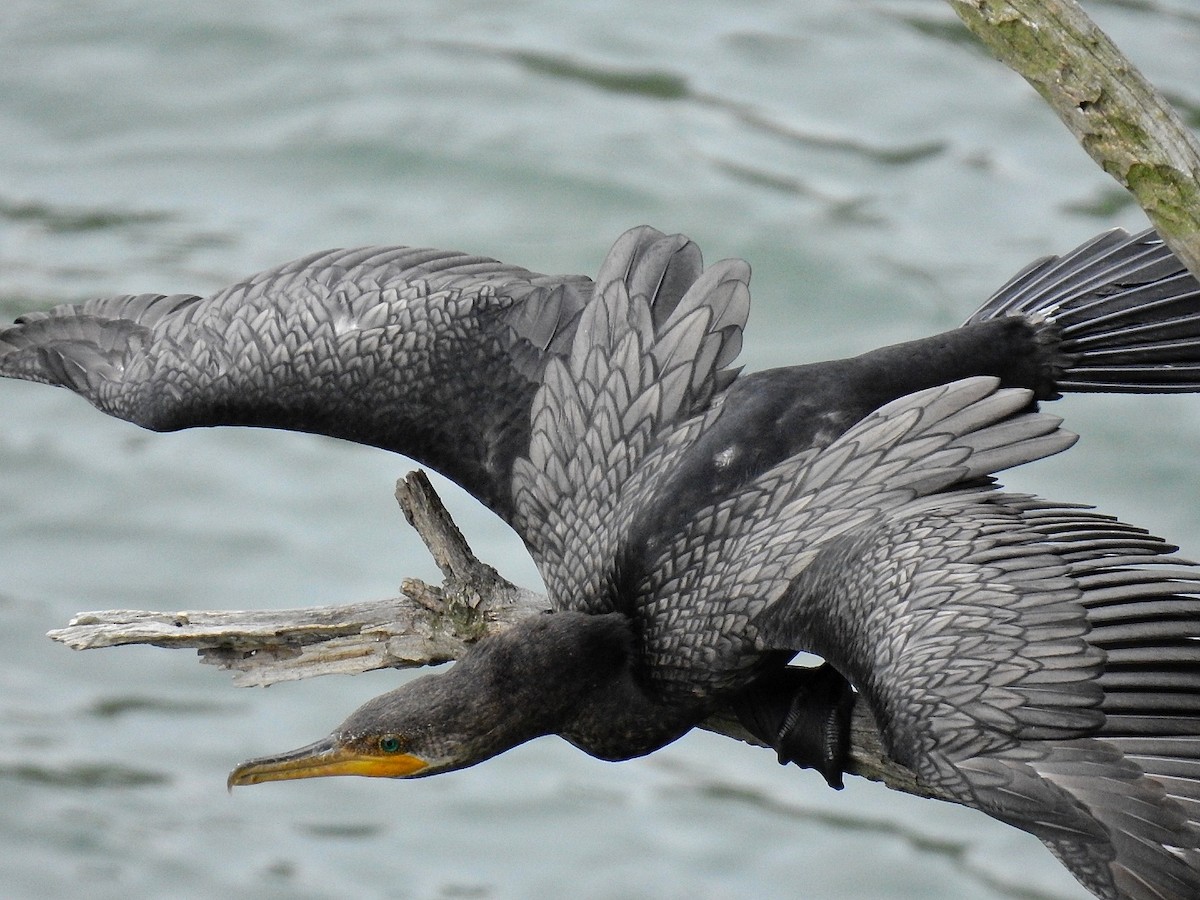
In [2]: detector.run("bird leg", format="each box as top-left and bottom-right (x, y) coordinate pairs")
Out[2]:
(730, 662), (856, 790)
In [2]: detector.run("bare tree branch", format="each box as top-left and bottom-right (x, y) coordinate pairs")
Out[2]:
(947, 0), (1200, 274)
(49, 473), (547, 687)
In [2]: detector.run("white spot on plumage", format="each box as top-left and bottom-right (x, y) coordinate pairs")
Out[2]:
(713, 445), (738, 470)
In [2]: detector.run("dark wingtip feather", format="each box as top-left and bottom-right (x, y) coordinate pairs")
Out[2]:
(0, 311), (145, 393)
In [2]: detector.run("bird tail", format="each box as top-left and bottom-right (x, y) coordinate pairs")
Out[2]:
(966, 228), (1200, 393)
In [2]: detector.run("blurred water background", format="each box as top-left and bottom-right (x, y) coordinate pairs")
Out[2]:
(3, 2), (1200, 898)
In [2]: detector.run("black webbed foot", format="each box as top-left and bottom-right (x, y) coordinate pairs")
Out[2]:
(731, 663), (856, 790)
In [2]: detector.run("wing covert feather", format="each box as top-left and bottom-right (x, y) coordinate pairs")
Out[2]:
(511, 227), (750, 609)
(633, 376), (1075, 692)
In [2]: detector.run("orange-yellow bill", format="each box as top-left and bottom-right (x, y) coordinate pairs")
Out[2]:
(227, 736), (428, 789)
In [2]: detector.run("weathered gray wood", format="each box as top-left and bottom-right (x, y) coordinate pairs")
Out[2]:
(49, 472), (549, 687)
(948, 0), (1200, 275)
(47, 593), (546, 687)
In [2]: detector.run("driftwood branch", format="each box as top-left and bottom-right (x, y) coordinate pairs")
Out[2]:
(49, 469), (932, 798)
(49, 472), (547, 687)
(947, 0), (1200, 275)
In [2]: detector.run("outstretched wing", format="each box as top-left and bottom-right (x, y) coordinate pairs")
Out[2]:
(632, 376), (1076, 692)
(511, 226), (749, 608)
(755, 498), (1200, 900)
(0, 245), (591, 519)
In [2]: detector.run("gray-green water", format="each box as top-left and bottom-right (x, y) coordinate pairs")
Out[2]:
(3, 2), (1200, 898)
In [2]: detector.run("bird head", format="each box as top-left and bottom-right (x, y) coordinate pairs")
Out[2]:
(227, 611), (639, 788)
(226, 672), (468, 787)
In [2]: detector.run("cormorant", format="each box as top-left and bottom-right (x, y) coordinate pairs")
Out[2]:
(4, 226), (1200, 900)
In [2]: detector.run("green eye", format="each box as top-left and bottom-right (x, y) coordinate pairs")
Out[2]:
(379, 735), (403, 754)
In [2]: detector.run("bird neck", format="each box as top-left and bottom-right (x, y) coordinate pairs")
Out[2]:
(441, 612), (700, 765)
(536, 612), (704, 761)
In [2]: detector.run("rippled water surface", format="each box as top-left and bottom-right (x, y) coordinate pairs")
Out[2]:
(3, 2), (1200, 898)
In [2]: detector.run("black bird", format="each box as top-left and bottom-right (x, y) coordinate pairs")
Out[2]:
(4, 226), (1200, 900)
